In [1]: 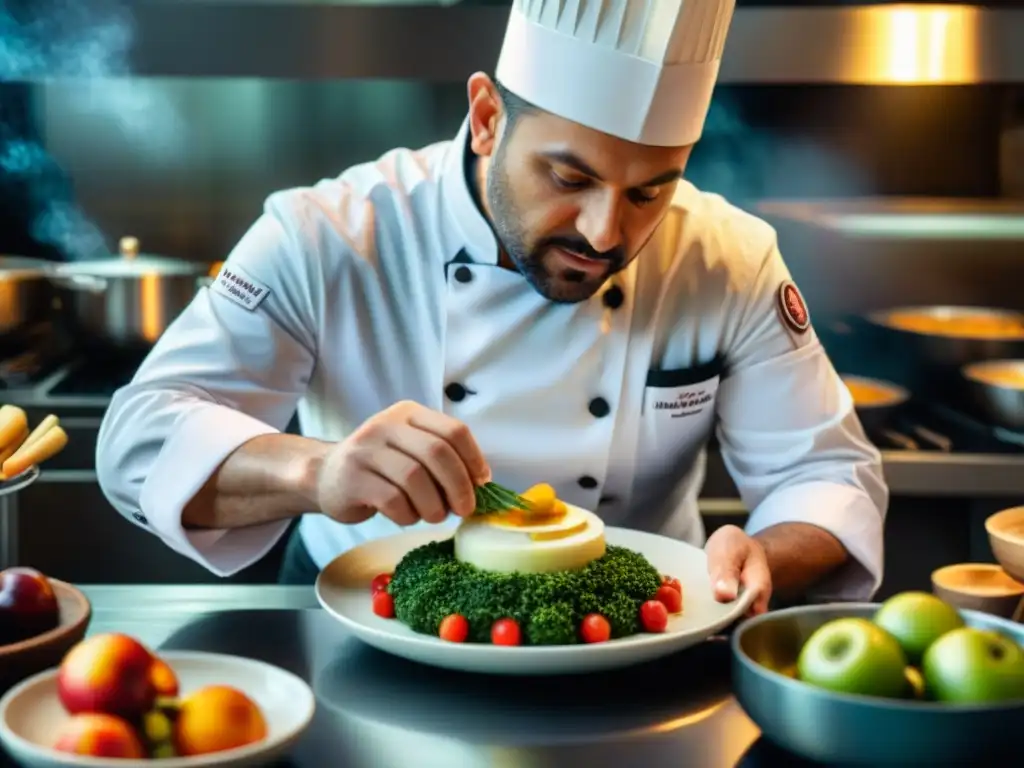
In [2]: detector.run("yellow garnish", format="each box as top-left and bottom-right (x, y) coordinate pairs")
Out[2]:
(521, 483), (558, 515)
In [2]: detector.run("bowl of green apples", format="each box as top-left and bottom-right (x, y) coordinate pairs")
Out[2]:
(731, 592), (1024, 765)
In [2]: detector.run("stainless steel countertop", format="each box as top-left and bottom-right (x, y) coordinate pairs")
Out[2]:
(1, 585), (807, 768)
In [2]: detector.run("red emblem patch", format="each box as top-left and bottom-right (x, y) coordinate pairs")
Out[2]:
(778, 281), (810, 334)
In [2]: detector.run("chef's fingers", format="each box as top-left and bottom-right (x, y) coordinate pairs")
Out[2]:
(741, 551), (773, 616)
(356, 467), (419, 527)
(391, 424), (475, 518)
(406, 408), (491, 485)
(375, 439), (449, 523)
(705, 525), (744, 602)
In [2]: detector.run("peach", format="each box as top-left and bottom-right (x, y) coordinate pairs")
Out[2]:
(174, 685), (268, 756)
(52, 713), (146, 758)
(149, 656), (179, 698)
(58, 633), (156, 719)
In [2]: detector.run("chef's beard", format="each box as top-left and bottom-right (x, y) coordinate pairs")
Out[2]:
(486, 143), (626, 304)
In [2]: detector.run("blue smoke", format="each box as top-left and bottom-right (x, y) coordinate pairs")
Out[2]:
(1, 1), (181, 259)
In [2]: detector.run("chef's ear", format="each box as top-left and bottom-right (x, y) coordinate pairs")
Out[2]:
(466, 72), (501, 157)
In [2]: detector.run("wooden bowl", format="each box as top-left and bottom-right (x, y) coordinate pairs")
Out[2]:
(0, 580), (91, 694)
(985, 507), (1024, 584)
(932, 563), (1024, 620)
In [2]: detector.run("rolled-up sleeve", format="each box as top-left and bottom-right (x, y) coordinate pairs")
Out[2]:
(96, 200), (320, 577)
(716, 239), (888, 601)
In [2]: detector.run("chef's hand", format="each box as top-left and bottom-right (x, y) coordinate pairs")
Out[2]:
(704, 525), (772, 617)
(314, 401), (491, 526)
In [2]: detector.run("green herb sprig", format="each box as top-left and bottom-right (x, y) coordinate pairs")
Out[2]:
(473, 482), (531, 516)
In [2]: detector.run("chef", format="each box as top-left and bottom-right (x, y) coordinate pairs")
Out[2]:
(96, 0), (887, 615)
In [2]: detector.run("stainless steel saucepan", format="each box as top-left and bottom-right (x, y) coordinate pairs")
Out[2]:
(962, 359), (1024, 431)
(866, 305), (1024, 371)
(840, 374), (909, 434)
(50, 237), (213, 350)
(0, 256), (57, 345)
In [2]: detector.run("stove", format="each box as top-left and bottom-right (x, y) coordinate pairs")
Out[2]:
(0, 324), (147, 409)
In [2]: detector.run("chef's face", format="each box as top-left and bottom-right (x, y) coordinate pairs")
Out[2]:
(468, 75), (692, 303)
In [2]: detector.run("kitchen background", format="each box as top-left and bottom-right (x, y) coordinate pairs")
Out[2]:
(1, 0), (1023, 593)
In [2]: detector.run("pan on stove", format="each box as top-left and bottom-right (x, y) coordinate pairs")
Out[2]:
(840, 374), (909, 434)
(866, 305), (1024, 371)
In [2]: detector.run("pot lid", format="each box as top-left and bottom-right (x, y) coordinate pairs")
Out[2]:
(54, 236), (210, 277)
(0, 255), (52, 279)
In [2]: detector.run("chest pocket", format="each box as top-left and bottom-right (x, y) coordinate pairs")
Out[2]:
(636, 356), (725, 478)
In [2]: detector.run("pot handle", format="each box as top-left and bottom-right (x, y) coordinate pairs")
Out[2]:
(49, 274), (109, 294)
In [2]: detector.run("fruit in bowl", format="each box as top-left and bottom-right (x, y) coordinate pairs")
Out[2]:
(794, 590), (1024, 703)
(49, 633), (269, 759)
(0, 567), (61, 647)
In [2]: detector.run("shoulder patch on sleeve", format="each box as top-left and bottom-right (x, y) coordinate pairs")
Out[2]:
(210, 263), (271, 311)
(777, 280), (813, 347)
(778, 280), (809, 333)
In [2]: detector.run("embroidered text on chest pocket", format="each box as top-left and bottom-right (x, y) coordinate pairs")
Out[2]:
(637, 358), (724, 476)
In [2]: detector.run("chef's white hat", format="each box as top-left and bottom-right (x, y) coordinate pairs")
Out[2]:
(495, 0), (737, 148)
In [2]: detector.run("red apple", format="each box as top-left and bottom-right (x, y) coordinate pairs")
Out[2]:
(58, 633), (157, 719)
(0, 567), (60, 646)
(53, 713), (146, 758)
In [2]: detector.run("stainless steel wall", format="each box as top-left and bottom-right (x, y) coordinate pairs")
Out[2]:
(38, 79), (471, 261)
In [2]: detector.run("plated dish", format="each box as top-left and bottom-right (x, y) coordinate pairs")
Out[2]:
(317, 482), (752, 675)
(0, 406), (69, 493)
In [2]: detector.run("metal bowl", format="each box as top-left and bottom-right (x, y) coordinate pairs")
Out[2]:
(731, 603), (1024, 765)
(962, 359), (1024, 431)
(866, 305), (1024, 371)
(841, 375), (909, 434)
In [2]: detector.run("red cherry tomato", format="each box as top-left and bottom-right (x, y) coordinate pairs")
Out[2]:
(655, 585), (683, 614)
(491, 618), (522, 646)
(580, 613), (611, 644)
(370, 573), (392, 593)
(661, 575), (682, 595)
(371, 590), (395, 618)
(439, 614), (470, 643)
(640, 600), (669, 633)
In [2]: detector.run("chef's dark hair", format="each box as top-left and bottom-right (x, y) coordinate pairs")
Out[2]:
(494, 79), (538, 131)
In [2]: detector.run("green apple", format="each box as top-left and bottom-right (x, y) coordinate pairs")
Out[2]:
(922, 627), (1024, 704)
(873, 591), (965, 664)
(797, 617), (908, 698)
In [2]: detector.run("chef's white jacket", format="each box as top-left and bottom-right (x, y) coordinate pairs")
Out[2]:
(96, 119), (887, 600)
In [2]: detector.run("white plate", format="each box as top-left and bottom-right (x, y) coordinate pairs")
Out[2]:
(316, 525), (754, 675)
(0, 652), (315, 768)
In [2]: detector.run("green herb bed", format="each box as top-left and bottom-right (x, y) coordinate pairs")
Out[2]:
(387, 538), (662, 645)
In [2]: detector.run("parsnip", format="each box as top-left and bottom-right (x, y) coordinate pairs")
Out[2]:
(23, 414), (59, 450)
(2, 425), (68, 479)
(0, 405), (28, 452)
(0, 427), (27, 466)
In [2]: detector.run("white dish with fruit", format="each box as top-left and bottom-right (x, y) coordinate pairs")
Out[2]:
(0, 633), (315, 767)
(317, 482), (754, 675)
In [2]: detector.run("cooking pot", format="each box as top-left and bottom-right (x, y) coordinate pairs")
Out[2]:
(0, 256), (56, 345)
(840, 374), (909, 434)
(865, 305), (1024, 370)
(50, 237), (212, 350)
(961, 359), (1024, 431)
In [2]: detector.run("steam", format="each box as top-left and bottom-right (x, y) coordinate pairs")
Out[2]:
(689, 95), (871, 203)
(0, 1), (183, 260)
